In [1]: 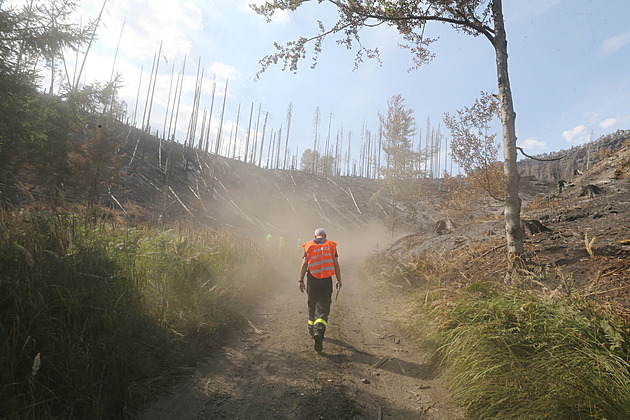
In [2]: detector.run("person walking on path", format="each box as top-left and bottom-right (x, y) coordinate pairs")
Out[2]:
(298, 228), (342, 352)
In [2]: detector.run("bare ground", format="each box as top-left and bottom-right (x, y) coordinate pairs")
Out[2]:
(140, 260), (466, 420)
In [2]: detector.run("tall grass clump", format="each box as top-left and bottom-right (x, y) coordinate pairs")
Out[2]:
(408, 283), (630, 419)
(0, 206), (277, 419)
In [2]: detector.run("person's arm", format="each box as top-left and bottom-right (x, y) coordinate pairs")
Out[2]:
(298, 257), (308, 293)
(333, 256), (341, 289)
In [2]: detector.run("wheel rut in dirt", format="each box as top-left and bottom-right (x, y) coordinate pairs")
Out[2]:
(140, 263), (465, 419)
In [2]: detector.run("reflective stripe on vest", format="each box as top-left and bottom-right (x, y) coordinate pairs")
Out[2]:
(303, 239), (337, 279)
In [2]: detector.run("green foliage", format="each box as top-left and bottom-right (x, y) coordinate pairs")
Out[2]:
(443, 91), (505, 202)
(379, 94), (420, 233)
(252, 1), (491, 76)
(410, 285), (630, 419)
(67, 119), (127, 205)
(0, 207), (276, 419)
(0, 0), (126, 187)
(380, 93), (418, 182)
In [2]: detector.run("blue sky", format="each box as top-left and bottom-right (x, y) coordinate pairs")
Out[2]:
(46, 0), (630, 167)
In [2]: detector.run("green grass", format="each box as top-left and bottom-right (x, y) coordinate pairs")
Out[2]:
(0, 206), (277, 419)
(367, 254), (630, 419)
(405, 283), (630, 419)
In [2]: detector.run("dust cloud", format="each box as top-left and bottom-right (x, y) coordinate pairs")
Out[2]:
(202, 162), (405, 275)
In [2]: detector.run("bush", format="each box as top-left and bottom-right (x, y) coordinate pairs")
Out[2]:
(0, 207), (276, 419)
(410, 285), (630, 419)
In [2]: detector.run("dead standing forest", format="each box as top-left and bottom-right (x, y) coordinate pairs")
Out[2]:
(2, 1), (630, 420)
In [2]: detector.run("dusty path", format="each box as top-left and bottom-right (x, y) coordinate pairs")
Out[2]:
(140, 261), (465, 419)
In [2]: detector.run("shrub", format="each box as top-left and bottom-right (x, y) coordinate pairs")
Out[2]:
(0, 207), (276, 419)
(411, 285), (630, 419)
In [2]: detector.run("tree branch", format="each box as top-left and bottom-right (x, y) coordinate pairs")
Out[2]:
(330, 0), (495, 43)
(517, 147), (565, 162)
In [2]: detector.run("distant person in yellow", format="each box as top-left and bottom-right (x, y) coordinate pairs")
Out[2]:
(298, 228), (342, 352)
(265, 233), (273, 252)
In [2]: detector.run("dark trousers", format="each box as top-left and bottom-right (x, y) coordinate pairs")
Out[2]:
(307, 273), (333, 337)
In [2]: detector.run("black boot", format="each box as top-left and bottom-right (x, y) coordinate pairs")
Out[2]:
(314, 334), (323, 352)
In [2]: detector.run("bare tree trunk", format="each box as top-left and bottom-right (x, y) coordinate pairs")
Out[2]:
(107, 19), (126, 116)
(214, 80), (229, 156)
(346, 131), (352, 176)
(275, 126), (282, 169)
(243, 102), (254, 162)
(416, 130), (424, 178)
(227, 122), (235, 158)
(252, 104), (262, 164)
(199, 109), (208, 153)
(203, 78), (217, 153)
(377, 124), (383, 179)
(282, 127), (290, 170)
(132, 65), (143, 126)
(73, 0), (107, 91)
(141, 49), (158, 132)
(313, 107), (321, 173)
(283, 103), (293, 169)
(144, 41), (162, 134)
(424, 117), (431, 178)
(257, 111), (269, 166)
(266, 130), (275, 168)
(161, 63), (176, 167)
(444, 133), (448, 176)
(186, 57), (203, 150)
(492, 0), (524, 260)
(231, 102), (241, 159)
(338, 133), (343, 175)
(185, 57), (203, 171)
(168, 56), (186, 142)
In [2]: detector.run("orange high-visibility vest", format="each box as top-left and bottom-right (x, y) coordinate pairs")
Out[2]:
(303, 239), (338, 279)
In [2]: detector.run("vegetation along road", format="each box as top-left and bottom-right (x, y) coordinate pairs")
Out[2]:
(140, 258), (465, 420)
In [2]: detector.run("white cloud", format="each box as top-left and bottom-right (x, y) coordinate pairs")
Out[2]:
(599, 118), (617, 129)
(521, 138), (547, 152)
(270, 9), (290, 24)
(208, 61), (241, 82)
(562, 124), (590, 143)
(601, 31), (630, 56)
(91, 0), (203, 60)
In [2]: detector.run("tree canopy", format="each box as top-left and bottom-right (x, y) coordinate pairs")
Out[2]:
(380, 94), (418, 183)
(379, 94), (419, 234)
(0, 1), (126, 200)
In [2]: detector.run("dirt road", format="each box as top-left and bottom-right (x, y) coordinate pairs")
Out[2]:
(140, 261), (465, 419)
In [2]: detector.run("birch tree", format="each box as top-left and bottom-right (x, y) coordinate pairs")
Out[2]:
(444, 91), (504, 201)
(253, 0), (525, 262)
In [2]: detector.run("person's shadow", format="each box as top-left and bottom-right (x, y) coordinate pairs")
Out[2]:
(320, 337), (437, 381)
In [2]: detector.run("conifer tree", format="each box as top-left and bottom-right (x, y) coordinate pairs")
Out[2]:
(379, 94), (418, 234)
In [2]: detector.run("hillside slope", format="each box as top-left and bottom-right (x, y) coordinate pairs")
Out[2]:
(4, 121), (628, 311)
(387, 141), (630, 313)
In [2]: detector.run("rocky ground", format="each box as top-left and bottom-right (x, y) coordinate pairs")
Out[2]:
(385, 144), (630, 314)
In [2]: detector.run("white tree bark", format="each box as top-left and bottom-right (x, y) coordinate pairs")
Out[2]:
(492, 0), (524, 259)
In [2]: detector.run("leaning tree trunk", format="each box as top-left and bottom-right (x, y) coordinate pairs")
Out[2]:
(492, 0), (524, 262)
